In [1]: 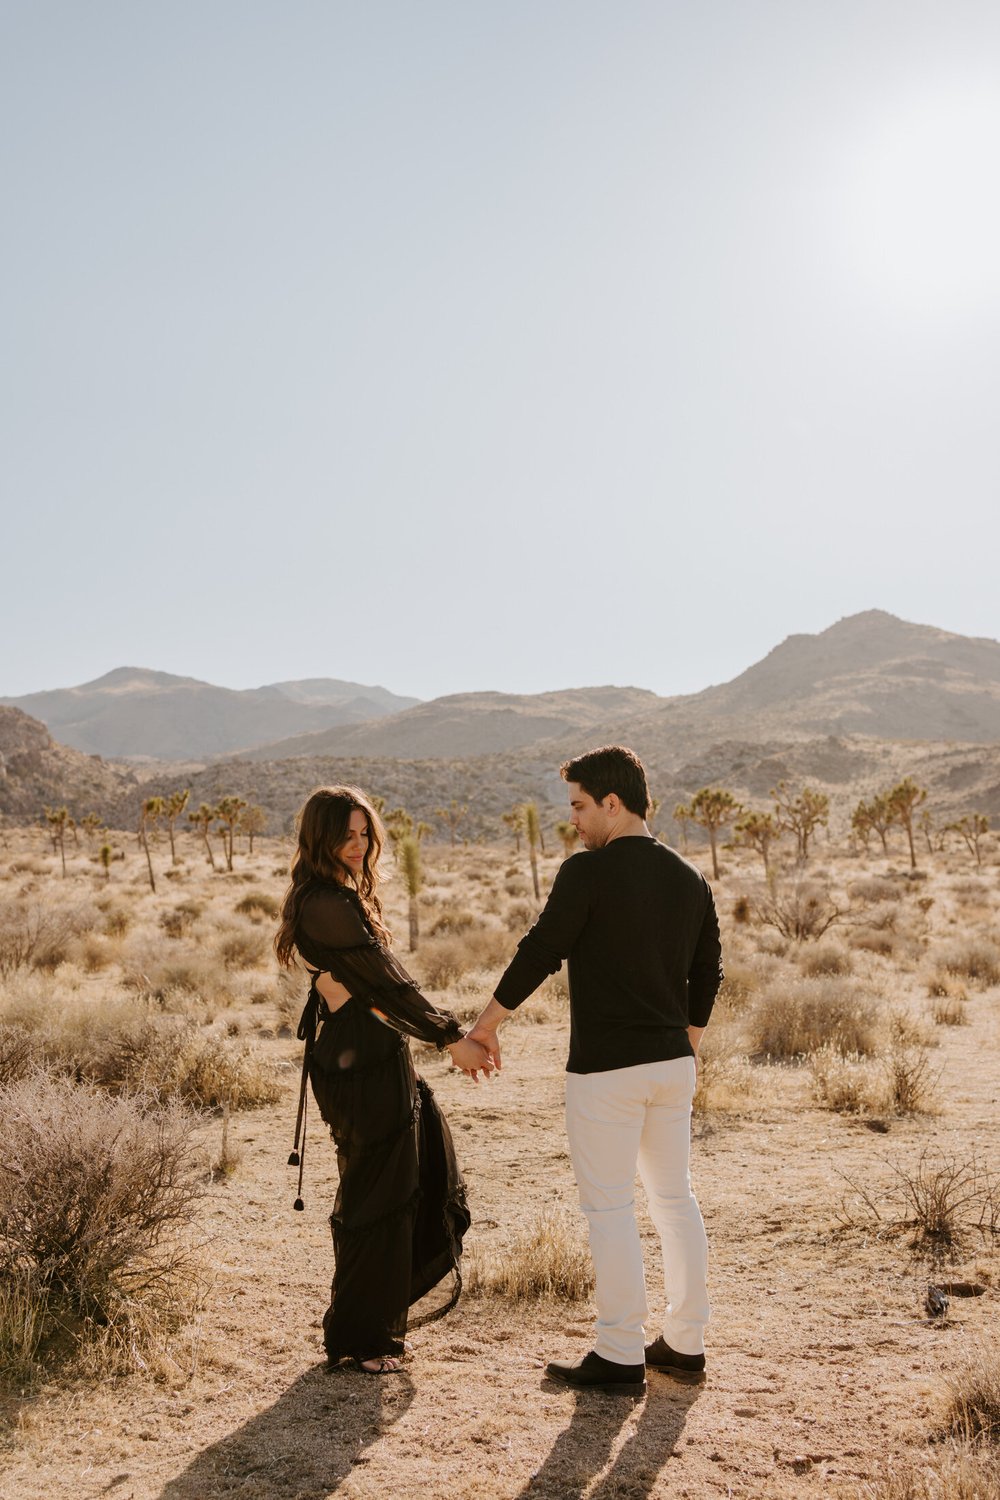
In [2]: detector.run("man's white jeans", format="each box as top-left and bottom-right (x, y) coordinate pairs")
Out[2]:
(565, 1055), (709, 1366)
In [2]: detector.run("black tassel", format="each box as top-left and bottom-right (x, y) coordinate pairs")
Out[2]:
(293, 1197), (304, 1212)
(287, 1150), (300, 1166)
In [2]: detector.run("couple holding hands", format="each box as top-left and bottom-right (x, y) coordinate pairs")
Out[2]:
(275, 745), (722, 1391)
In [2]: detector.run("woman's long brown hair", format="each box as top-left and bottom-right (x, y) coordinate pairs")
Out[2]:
(274, 785), (390, 967)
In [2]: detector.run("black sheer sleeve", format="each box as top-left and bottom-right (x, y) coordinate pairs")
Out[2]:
(296, 884), (463, 1049)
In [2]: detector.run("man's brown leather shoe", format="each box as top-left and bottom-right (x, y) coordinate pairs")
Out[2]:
(644, 1336), (706, 1384)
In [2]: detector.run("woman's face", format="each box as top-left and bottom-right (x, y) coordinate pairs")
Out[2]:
(337, 808), (371, 878)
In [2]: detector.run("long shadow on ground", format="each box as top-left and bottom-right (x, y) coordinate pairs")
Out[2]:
(516, 1377), (701, 1499)
(155, 1363), (414, 1500)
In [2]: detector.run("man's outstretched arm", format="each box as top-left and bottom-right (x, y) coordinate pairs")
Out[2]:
(466, 997), (512, 1070)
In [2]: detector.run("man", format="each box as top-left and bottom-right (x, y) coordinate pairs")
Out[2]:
(468, 745), (722, 1394)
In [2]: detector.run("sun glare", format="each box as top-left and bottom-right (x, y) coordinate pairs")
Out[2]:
(838, 78), (1000, 321)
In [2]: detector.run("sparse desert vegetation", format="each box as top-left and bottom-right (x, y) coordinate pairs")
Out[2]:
(0, 810), (998, 1499)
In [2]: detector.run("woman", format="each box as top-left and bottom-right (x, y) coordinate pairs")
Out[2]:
(274, 785), (489, 1374)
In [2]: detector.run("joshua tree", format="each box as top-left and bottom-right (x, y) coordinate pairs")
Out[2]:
(434, 800), (469, 847)
(502, 807), (525, 852)
(851, 800), (874, 853)
(689, 788), (741, 880)
(398, 834), (423, 951)
(385, 807), (414, 858)
(98, 842), (113, 882)
(216, 796), (248, 872)
(434, 804), (470, 852)
(887, 777), (927, 871)
(138, 796), (164, 893)
(163, 788), (190, 865)
(523, 801), (542, 900)
(918, 808), (936, 856)
(555, 820), (579, 858)
(672, 802), (692, 853)
(79, 811), (104, 844)
(44, 805), (72, 877)
(239, 804), (267, 854)
(733, 809), (780, 878)
(188, 803), (218, 869)
(771, 782), (829, 863)
(947, 812), (990, 869)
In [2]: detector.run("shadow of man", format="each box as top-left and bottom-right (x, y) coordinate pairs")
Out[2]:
(515, 1378), (701, 1499)
(155, 1363), (414, 1500)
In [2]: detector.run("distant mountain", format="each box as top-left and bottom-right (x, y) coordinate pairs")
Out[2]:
(603, 611), (1000, 752)
(243, 686), (664, 761)
(0, 668), (420, 759)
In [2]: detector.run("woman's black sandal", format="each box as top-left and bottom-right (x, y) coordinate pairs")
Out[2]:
(346, 1354), (403, 1374)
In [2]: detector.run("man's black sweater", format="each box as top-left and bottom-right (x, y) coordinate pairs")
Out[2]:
(493, 836), (723, 1075)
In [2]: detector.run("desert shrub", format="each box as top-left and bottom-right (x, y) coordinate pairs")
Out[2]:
(862, 1444), (1000, 1499)
(932, 994), (969, 1026)
(411, 928), (515, 990)
(751, 881), (843, 942)
(80, 934), (116, 972)
(0, 997), (280, 1110)
(429, 907), (477, 936)
(811, 1049), (885, 1115)
(160, 900), (205, 938)
(0, 1022), (33, 1085)
(931, 939), (1000, 989)
(100, 903), (133, 938)
(504, 898), (536, 933)
(851, 877), (904, 906)
(798, 941), (852, 977)
(942, 1346), (1000, 1444)
(234, 891), (279, 920)
(0, 899), (97, 978)
(218, 928), (269, 969)
(731, 895), (751, 925)
(470, 1213), (593, 1302)
(849, 926), (900, 957)
(884, 1047), (938, 1114)
(747, 979), (877, 1059)
(504, 875), (530, 898)
(7, 858), (49, 876)
(0, 1073), (205, 1378)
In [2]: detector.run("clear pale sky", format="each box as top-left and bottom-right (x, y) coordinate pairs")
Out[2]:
(3, 2), (999, 702)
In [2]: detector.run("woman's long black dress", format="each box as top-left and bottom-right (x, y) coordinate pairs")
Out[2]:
(293, 880), (470, 1364)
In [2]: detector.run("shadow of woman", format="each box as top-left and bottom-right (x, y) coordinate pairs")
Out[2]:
(515, 1378), (701, 1499)
(155, 1363), (414, 1500)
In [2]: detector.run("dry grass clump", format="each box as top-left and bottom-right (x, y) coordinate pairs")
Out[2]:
(811, 1045), (937, 1117)
(159, 899), (205, 939)
(0, 1073), (205, 1382)
(99, 901), (133, 938)
(851, 876), (905, 906)
(797, 940), (853, 977)
(234, 891), (280, 920)
(931, 993), (969, 1026)
(746, 978), (877, 1060)
(429, 906), (477, 935)
(930, 938), (1000, 989)
(0, 995), (281, 1109)
(217, 927), (270, 969)
(503, 898), (537, 933)
(470, 1213), (594, 1302)
(848, 926), (901, 957)
(410, 926), (515, 990)
(941, 1345), (1000, 1444)
(0, 897), (99, 977)
(861, 1443), (1000, 1499)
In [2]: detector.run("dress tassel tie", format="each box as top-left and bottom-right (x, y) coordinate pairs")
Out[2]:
(289, 976), (322, 1210)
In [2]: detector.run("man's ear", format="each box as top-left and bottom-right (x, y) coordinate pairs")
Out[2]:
(604, 793), (621, 818)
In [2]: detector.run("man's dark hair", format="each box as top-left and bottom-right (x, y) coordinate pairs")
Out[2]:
(560, 745), (651, 818)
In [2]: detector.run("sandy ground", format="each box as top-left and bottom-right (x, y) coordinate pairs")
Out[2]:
(1, 834), (998, 1499)
(3, 990), (998, 1500)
